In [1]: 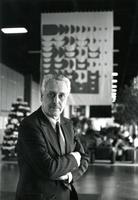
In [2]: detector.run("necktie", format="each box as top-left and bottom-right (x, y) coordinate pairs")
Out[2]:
(56, 121), (65, 155)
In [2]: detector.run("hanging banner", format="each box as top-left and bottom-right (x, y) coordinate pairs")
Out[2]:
(41, 12), (113, 105)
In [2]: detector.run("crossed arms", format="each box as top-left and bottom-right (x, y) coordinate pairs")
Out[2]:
(17, 120), (89, 182)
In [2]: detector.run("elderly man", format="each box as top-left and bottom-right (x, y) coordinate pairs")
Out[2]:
(16, 74), (89, 200)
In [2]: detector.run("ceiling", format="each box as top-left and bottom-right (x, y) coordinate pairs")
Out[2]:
(0, 0), (138, 99)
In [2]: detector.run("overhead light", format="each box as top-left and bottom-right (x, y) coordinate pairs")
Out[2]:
(112, 85), (117, 89)
(112, 72), (118, 76)
(112, 79), (118, 83)
(1, 27), (28, 34)
(112, 98), (116, 103)
(112, 92), (117, 95)
(112, 88), (117, 92)
(112, 93), (117, 97)
(112, 95), (116, 99)
(112, 94), (117, 102)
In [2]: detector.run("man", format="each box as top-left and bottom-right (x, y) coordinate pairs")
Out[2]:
(16, 74), (89, 200)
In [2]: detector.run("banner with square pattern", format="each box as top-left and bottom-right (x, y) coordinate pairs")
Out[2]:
(41, 12), (113, 105)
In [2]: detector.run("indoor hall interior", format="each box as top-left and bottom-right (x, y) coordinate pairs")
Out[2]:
(1, 0), (138, 200)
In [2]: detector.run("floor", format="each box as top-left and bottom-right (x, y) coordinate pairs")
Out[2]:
(1, 159), (138, 200)
(75, 162), (138, 200)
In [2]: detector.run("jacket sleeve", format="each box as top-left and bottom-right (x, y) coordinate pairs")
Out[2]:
(71, 135), (89, 182)
(17, 120), (79, 180)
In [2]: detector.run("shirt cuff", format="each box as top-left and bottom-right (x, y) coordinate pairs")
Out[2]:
(67, 172), (73, 183)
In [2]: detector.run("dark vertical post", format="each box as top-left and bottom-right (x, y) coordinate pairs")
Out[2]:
(24, 74), (32, 108)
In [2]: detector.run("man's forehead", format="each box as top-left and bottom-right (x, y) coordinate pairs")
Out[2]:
(47, 79), (68, 89)
(48, 89), (67, 94)
(47, 79), (66, 84)
(45, 81), (69, 94)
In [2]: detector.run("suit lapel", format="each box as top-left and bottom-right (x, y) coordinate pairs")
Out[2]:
(61, 118), (73, 153)
(43, 124), (61, 155)
(37, 108), (61, 155)
(37, 108), (74, 155)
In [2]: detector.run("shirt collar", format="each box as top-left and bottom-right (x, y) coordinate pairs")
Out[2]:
(41, 106), (60, 129)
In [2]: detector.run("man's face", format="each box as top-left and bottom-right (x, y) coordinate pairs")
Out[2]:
(41, 79), (69, 120)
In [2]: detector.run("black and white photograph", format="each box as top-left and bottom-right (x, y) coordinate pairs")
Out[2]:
(0, 0), (138, 199)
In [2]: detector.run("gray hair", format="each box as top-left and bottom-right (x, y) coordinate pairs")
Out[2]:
(41, 74), (71, 95)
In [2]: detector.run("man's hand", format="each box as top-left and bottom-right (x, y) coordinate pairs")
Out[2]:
(70, 151), (81, 167)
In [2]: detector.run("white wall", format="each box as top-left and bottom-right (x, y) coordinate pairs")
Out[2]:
(31, 80), (41, 112)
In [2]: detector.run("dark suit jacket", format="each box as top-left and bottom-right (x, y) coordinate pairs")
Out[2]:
(16, 107), (89, 200)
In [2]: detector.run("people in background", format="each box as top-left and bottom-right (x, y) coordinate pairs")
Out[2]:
(71, 117), (81, 136)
